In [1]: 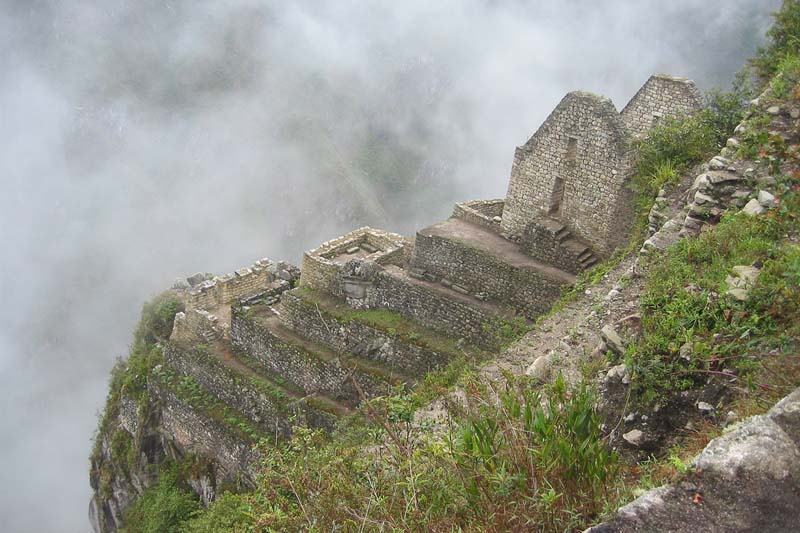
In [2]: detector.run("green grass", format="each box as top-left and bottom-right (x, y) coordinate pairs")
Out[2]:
(180, 376), (616, 532)
(120, 467), (200, 533)
(624, 169), (800, 404)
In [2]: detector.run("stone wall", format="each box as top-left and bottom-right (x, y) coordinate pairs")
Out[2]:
(300, 227), (409, 296)
(230, 306), (392, 404)
(451, 199), (504, 232)
(163, 342), (294, 435)
(147, 376), (260, 485)
(621, 74), (703, 138)
(500, 91), (631, 256)
(368, 268), (502, 350)
(185, 259), (298, 311)
(280, 290), (453, 376)
(410, 231), (570, 318)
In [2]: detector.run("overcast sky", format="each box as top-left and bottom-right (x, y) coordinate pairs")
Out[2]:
(0, 1), (780, 531)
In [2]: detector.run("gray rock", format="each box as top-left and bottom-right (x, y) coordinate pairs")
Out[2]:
(697, 401), (715, 414)
(725, 265), (760, 301)
(742, 198), (766, 216)
(600, 325), (626, 355)
(726, 137), (740, 148)
(623, 429), (646, 447)
(758, 175), (777, 187)
(692, 415), (800, 480)
(693, 192), (716, 205)
(606, 363), (629, 383)
(525, 354), (552, 381)
(187, 272), (206, 287)
(767, 105), (781, 115)
(758, 189), (778, 208)
(791, 108), (800, 119)
(768, 387), (800, 447)
(708, 156), (730, 171)
(615, 485), (672, 524)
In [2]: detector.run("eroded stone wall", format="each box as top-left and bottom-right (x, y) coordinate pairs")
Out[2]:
(164, 343), (293, 435)
(147, 376), (260, 484)
(185, 259), (298, 311)
(621, 74), (703, 138)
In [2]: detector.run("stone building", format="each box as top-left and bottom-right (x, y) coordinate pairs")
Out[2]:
(501, 74), (703, 257)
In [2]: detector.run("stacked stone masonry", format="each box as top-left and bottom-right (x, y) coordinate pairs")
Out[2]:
(280, 289), (454, 377)
(300, 227), (410, 297)
(184, 258), (299, 311)
(519, 218), (598, 274)
(117, 74), (706, 528)
(230, 305), (394, 405)
(501, 75), (702, 257)
(164, 342), (295, 436)
(620, 74), (704, 138)
(147, 376), (260, 486)
(411, 224), (572, 318)
(451, 199), (505, 232)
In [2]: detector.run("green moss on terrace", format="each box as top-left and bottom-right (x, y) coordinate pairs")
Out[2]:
(293, 286), (479, 360)
(150, 365), (265, 445)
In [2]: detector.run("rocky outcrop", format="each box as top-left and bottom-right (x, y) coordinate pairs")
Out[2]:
(589, 388), (800, 533)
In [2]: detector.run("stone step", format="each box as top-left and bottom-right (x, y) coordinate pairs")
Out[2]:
(577, 249), (594, 261)
(555, 227), (571, 242)
(580, 257), (599, 269)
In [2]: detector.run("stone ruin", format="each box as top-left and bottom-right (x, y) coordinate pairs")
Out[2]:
(124, 73), (704, 483)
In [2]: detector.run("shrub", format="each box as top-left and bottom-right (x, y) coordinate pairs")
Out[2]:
(120, 468), (200, 533)
(135, 291), (184, 345)
(751, 0), (800, 83)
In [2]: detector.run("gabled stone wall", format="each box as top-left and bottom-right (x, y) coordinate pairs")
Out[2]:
(620, 74), (703, 138)
(500, 92), (630, 256)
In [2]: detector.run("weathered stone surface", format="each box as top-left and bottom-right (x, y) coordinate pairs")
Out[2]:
(758, 189), (778, 208)
(692, 415), (800, 480)
(742, 198), (766, 216)
(623, 429), (645, 447)
(600, 325), (626, 355)
(725, 265), (760, 301)
(768, 388), (800, 447)
(525, 354), (552, 381)
(592, 388), (800, 532)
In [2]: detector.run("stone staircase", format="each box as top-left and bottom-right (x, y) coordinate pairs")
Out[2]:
(549, 220), (599, 271)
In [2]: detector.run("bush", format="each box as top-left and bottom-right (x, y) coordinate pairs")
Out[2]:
(191, 376), (617, 531)
(751, 0), (800, 83)
(135, 291), (184, 345)
(121, 468), (200, 533)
